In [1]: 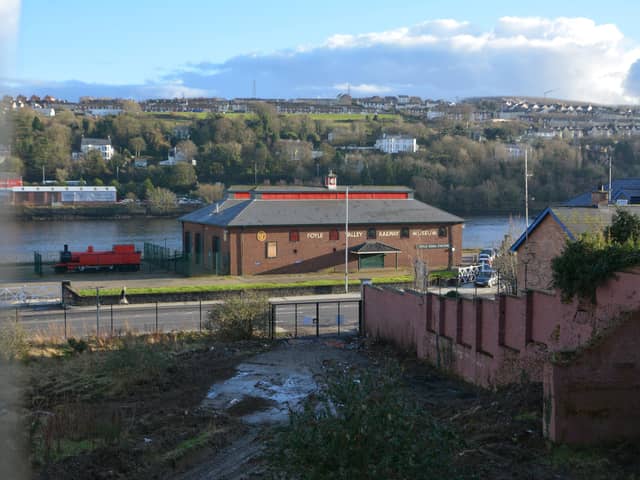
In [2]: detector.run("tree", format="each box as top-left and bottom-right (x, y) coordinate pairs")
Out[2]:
(129, 136), (146, 158)
(606, 209), (640, 244)
(83, 150), (108, 178)
(147, 187), (176, 213)
(169, 163), (197, 192)
(176, 139), (197, 161)
(197, 183), (225, 203)
(121, 100), (142, 114)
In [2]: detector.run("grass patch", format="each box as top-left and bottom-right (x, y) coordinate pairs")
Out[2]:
(270, 360), (463, 479)
(77, 275), (412, 297)
(429, 269), (458, 281)
(163, 425), (225, 465)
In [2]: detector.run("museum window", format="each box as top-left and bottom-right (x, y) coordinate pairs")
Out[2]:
(438, 227), (447, 238)
(367, 227), (377, 239)
(289, 230), (300, 242)
(266, 241), (278, 258)
(329, 229), (339, 241)
(401, 227), (410, 238)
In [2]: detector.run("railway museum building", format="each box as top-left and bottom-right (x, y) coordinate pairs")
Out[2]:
(180, 175), (463, 275)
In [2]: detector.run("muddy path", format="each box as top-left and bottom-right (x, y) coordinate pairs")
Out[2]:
(175, 336), (366, 479)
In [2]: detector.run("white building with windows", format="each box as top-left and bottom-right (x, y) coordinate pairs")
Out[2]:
(374, 134), (418, 154)
(80, 137), (114, 161)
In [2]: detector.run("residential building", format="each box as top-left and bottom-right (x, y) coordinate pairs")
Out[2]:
(374, 134), (418, 154)
(564, 179), (640, 206)
(80, 137), (114, 161)
(511, 197), (640, 291)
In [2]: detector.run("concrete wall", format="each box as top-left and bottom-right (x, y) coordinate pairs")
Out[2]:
(363, 269), (640, 443)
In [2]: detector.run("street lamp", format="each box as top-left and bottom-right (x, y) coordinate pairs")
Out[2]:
(344, 185), (349, 293)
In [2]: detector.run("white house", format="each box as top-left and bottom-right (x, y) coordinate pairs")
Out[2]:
(160, 146), (196, 166)
(80, 137), (114, 161)
(374, 134), (418, 154)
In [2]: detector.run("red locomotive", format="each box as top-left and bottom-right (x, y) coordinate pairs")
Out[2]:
(54, 244), (141, 273)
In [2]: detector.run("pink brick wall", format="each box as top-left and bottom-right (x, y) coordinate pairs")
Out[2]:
(544, 311), (640, 444)
(363, 269), (640, 443)
(364, 270), (640, 387)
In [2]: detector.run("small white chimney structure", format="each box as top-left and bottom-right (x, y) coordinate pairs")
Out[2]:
(325, 170), (337, 190)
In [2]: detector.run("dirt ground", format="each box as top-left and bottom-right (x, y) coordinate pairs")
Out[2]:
(21, 335), (640, 480)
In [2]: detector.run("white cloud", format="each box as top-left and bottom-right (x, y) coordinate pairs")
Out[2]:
(164, 16), (639, 103)
(333, 83), (392, 95)
(5, 15), (640, 103)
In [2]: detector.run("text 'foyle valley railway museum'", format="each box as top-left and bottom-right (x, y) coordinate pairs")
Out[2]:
(180, 173), (463, 275)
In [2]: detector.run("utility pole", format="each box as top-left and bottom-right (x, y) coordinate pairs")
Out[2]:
(95, 287), (101, 336)
(345, 186), (349, 293)
(525, 148), (529, 232)
(523, 147), (534, 290)
(608, 148), (612, 204)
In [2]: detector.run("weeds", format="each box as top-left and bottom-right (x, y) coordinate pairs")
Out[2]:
(31, 403), (128, 465)
(206, 293), (269, 340)
(271, 361), (463, 479)
(0, 322), (29, 361)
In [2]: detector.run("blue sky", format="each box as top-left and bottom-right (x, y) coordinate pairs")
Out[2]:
(3, 0), (640, 102)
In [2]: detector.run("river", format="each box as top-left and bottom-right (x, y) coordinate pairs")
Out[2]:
(1, 215), (528, 264)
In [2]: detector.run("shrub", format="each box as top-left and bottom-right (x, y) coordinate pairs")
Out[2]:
(205, 293), (268, 341)
(552, 233), (640, 303)
(67, 338), (88, 355)
(271, 362), (462, 479)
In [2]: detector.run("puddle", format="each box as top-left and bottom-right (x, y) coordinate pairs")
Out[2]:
(203, 355), (318, 424)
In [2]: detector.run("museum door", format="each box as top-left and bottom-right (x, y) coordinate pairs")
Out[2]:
(359, 253), (384, 269)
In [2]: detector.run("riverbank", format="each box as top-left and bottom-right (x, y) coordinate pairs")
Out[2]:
(8, 204), (201, 220)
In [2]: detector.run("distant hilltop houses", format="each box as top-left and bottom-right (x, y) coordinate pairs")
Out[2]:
(3, 93), (640, 135)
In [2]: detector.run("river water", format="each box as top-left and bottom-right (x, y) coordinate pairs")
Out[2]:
(1, 215), (527, 264)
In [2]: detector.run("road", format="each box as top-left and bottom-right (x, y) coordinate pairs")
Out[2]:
(2, 297), (363, 339)
(3, 302), (219, 338)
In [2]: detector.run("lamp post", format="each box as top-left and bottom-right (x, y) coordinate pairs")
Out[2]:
(344, 186), (349, 293)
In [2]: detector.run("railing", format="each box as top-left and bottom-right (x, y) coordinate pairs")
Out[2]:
(0, 285), (61, 307)
(268, 294), (361, 338)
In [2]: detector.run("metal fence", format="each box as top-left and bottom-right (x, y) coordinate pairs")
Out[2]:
(1, 296), (362, 341)
(143, 242), (230, 276)
(144, 242), (193, 276)
(1, 301), (213, 340)
(269, 299), (361, 338)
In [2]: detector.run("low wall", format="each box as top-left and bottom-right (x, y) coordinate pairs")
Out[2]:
(63, 281), (413, 307)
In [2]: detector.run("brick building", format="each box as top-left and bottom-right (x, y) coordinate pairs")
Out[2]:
(180, 175), (463, 275)
(511, 193), (640, 290)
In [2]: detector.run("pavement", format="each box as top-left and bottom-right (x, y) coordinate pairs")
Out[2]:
(0, 263), (499, 307)
(0, 263), (411, 291)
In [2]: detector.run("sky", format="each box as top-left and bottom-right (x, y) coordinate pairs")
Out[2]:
(3, 0), (640, 103)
